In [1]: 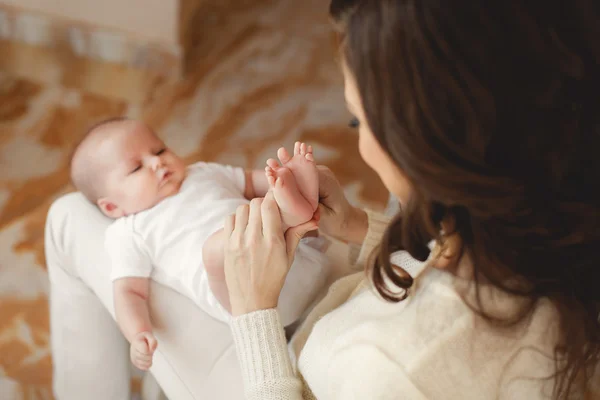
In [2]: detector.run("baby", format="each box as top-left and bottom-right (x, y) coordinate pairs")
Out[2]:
(70, 118), (328, 371)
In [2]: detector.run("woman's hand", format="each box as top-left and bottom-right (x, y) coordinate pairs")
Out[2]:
(316, 165), (368, 245)
(224, 192), (318, 316)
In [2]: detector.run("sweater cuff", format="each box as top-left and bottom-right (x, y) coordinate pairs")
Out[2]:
(231, 309), (295, 389)
(353, 210), (392, 267)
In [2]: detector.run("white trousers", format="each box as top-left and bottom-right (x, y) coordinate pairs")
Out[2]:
(45, 193), (329, 400)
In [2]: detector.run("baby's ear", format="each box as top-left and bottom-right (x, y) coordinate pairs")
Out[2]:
(97, 198), (124, 219)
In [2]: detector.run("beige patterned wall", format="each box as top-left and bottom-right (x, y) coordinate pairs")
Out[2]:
(0, 0), (388, 398)
(0, 3), (181, 77)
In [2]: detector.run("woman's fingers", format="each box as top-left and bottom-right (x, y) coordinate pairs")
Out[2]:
(248, 197), (263, 236)
(316, 165), (336, 202)
(261, 191), (283, 237)
(224, 214), (235, 237)
(233, 204), (250, 235)
(285, 219), (319, 263)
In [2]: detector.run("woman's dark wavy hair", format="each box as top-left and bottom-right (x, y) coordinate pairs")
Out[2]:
(330, 0), (600, 397)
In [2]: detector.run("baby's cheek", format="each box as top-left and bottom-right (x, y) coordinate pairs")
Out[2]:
(173, 157), (186, 174)
(141, 175), (160, 198)
(128, 175), (158, 208)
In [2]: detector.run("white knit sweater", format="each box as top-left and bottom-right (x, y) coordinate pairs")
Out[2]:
(230, 211), (568, 399)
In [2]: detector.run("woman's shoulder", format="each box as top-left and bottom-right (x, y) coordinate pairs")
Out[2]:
(301, 266), (560, 398)
(297, 267), (465, 397)
(299, 267), (469, 363)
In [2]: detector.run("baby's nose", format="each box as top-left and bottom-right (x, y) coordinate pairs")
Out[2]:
(150, 156), (163, 171)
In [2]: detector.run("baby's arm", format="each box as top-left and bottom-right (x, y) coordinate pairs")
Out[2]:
(244, 170), (270, 199)
(114, 277), (157, 370)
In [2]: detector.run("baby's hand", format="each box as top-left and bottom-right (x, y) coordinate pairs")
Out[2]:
(130, 331), (158, 371)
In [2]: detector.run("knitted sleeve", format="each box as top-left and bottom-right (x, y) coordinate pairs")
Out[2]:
(231, 309), (303, 399)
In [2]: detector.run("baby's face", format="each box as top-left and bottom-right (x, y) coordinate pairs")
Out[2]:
(97, 121), (186, 218)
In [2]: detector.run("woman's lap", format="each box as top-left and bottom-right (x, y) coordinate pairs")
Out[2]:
(45, 192), (244, 399)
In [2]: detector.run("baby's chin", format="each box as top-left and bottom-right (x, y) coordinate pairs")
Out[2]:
(151, 177), (184, 206)
(127, 193), (174, 215)
(123, 176), (185, 215)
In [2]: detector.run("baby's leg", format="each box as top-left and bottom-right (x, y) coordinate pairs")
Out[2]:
(265, 162), (315, 230)
(202, 229), (231, 313)
(276, 142), (319, 210)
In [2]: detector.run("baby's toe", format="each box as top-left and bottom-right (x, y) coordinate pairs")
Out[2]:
(267, 158), (280, 169)
(277, 147), (292, 164)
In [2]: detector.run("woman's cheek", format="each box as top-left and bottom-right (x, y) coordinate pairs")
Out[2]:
(357, 128), (413, 205)
(357, 129), (372, 168)
(386, 170), (412, 206)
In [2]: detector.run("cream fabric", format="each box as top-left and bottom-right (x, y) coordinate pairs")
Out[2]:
(45, 191), (341, 399)
(46, 192), (245, 399)
(230, 211), (566, 399)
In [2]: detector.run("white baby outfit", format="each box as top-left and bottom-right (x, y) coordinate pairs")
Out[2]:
(105, 162), (329, 324)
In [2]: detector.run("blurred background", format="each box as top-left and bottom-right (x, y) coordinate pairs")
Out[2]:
(0, 0), (388, 398)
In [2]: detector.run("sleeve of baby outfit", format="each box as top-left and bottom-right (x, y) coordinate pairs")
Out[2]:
(326, 344), (429, 400)
(352, 209), (393, 268)
(207, 162), (246, 193)
(230, 309), (305, 400)
(105, 220), (152, 281)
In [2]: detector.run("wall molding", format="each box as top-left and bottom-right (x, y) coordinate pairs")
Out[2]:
(0, 4), (183, 77)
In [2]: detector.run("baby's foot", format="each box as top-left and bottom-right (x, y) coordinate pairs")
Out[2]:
(265, 163), (315, 229)
(276, 142), (319, 211)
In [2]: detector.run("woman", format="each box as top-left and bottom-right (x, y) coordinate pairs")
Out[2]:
(45, 0), (599, 399)
(224, 0), (600, 399)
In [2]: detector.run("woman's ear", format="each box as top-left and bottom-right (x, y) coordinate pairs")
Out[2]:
(432, 217), (463, 270)
(97, 198), (125, 219)
(432, 233), (462, 269)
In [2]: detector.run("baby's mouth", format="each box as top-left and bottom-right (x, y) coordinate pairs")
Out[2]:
(158, 170), (172, 185)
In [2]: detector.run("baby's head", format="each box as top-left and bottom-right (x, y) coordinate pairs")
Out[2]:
(70, 118), (187, 218)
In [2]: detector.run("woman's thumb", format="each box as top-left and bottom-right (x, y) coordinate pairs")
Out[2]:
(285, 219), (318, 262)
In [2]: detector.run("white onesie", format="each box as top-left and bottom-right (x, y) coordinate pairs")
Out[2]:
(105, 162), (329, 325)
